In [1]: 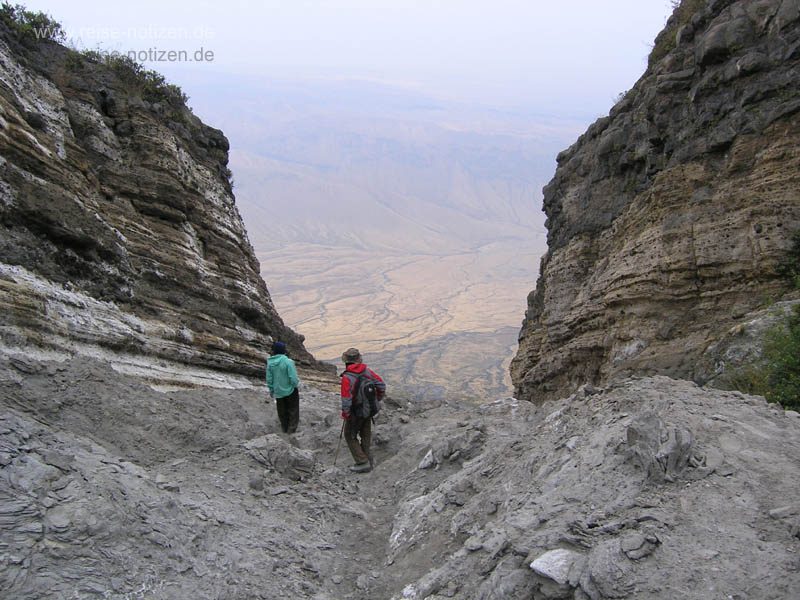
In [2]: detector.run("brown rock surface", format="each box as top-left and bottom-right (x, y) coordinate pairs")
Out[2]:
(512, 0), (800, 402)
(0, 24), (328, 381)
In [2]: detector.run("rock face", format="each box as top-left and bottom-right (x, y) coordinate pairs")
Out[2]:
(511, 0), (800, 402)
(0, 23), (323, 381)
(385, 377), (800, 600)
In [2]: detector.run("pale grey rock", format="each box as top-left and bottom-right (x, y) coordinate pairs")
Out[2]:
(769, 505), (799, 519)
(619, 533), (645, 554)
(627, 413), (694, 482)
(530, 548), (584, 585)
(581, 540), (634, 600)
(388, 376), (800, 600)
(621, 531), (659, 560)
(244, 434), (316, 480)
(476, 556), (537, 600)
(464, 535), (483, 552)
(419, 449), (436, 470)
(356, 574), (370, 590)
(417, 426), (485, 471)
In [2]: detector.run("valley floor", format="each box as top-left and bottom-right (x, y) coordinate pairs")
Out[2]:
(256, 238), (545, 401)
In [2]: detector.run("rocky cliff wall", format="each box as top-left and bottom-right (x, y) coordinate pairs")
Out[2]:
(0, 25), (324, 382)
(512, 0), (800, 402)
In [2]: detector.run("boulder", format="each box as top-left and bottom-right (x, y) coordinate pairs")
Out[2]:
(244, 434), (316, 480)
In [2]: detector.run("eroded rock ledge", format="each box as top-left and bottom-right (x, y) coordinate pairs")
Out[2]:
(0, 23), (325, 380)
(512, 0), (800, 402)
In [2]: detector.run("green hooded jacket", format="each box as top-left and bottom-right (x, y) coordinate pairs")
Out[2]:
(266, 354), (299, 398)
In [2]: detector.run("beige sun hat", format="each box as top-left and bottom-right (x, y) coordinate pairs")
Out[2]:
(341, 347), (362, 364)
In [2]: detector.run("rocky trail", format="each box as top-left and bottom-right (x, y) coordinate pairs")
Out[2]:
(3, 354), (800, 599)
(0, 354), (472, 599)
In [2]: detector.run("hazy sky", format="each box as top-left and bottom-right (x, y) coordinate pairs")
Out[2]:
(24, 1), (675, 117)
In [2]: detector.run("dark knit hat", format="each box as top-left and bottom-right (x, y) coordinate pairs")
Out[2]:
(341, 347), (362, 364)
(272, 341), (286, 355)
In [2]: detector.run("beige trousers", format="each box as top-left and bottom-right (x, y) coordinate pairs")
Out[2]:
(344, 417), (372, 465)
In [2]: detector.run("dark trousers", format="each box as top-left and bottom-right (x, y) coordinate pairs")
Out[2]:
(344, 416), (372, 465)
(276, 388), (299, 433)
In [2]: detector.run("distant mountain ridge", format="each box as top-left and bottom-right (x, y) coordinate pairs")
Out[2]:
(194, 83), (578, 253)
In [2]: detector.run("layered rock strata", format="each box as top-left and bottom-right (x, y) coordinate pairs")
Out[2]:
(0, 24), (322, 380)
(512, 0), (800, 402)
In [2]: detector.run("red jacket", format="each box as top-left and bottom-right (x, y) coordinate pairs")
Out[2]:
(340, 363), (385, 418)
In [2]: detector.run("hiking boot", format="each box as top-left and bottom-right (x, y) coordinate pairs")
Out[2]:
(367, 453), (375, 469)
(349, 462), (372, 473)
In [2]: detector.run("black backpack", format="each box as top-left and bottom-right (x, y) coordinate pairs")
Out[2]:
(350, 371), (380, 420)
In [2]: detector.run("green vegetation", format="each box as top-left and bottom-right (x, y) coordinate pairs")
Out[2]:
(0, 2), (64, 42)
(760, 310), (800, 410)
(72, 49), (188, 107)
(2, 3), (186, 108)
(648, 0), (707, 70)
(727, 233), (800, 410)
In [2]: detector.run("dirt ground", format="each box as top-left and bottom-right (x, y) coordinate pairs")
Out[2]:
(2, 355), (800, 599)
(0, 354), (467, 599)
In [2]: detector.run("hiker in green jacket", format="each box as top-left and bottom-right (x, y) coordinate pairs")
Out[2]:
(266, 341), (300, 433)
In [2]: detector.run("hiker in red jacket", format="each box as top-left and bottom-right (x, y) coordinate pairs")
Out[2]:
(340, 347), (385, 473)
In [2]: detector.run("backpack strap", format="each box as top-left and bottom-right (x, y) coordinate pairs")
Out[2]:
(342, 369), (372, 384)
(341, 370), (359, 388)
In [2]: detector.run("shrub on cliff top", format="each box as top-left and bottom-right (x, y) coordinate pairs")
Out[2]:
(2, 3), (187, 109)
(0, 2), (64, 42)
(75, 50), (188, 107)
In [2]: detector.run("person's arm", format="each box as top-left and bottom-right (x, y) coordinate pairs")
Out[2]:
(266, 361), (274, 396)
(288, 359), (299, 390)
(369, 368), (387, 399)
(341, 374), (352, 419)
